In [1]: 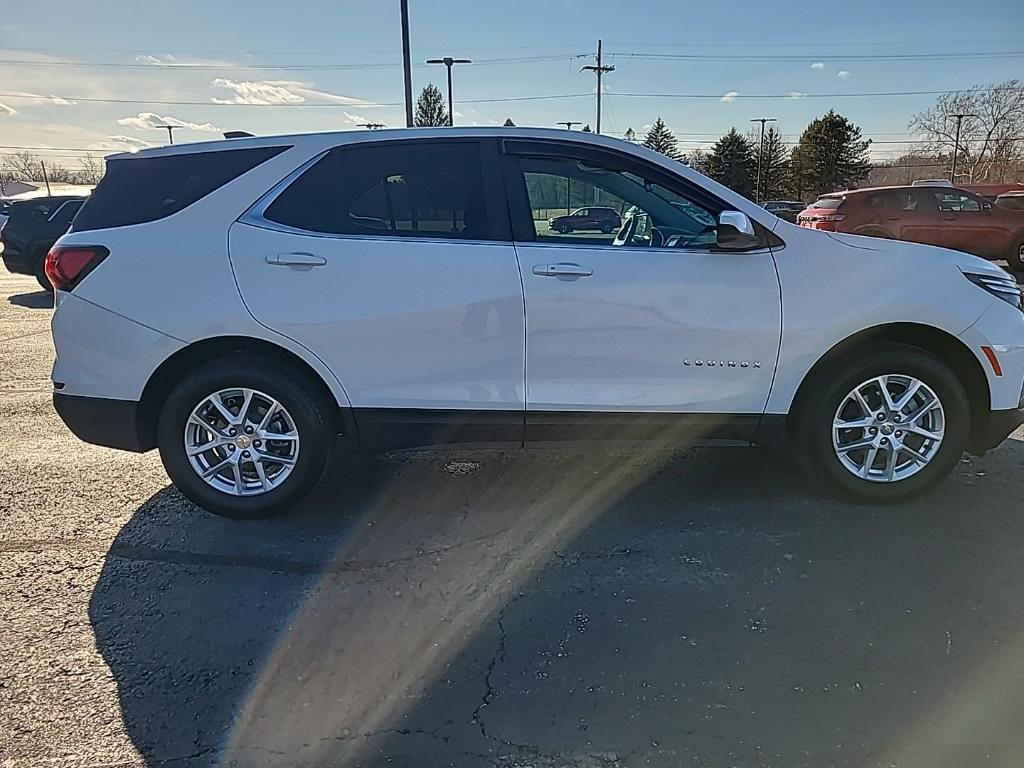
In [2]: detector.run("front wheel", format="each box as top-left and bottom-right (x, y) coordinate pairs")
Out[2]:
(157, 355), (333, 518)
(792, 343), (970, 502)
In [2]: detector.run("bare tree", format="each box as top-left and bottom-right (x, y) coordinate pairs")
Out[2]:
(4, 151), (42, 181)
(909, 80), (1024, 183)
(73, 154), (105, 185)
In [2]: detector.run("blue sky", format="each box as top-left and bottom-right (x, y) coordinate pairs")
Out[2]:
(1, 0), (1022, 167)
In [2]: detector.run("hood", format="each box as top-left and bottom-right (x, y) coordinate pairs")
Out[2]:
(824, 231), (1011, 278)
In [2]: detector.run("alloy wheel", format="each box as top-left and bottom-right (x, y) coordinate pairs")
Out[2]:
(832, 374), (945, 483)
(184, 387), (300, 496)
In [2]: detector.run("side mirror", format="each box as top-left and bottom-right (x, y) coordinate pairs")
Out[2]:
(716, 210), (762, 250)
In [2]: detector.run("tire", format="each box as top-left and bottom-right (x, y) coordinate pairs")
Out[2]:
(556, 222), (572, 234)
(33, 253), (52, 292)
(791, 343), (970, 503)
(156, 355), (333, 518)
(600, 224), (614, 234)
(1006, 234), (1024, 272)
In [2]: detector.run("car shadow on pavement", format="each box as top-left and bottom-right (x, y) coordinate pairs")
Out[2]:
(89, 441), (1024, 767)
(8, 290), (54, 308)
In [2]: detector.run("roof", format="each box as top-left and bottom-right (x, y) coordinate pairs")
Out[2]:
(105, 126), (639, 161)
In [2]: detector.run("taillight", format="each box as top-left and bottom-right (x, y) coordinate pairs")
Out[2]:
(44, 245), (109, 292)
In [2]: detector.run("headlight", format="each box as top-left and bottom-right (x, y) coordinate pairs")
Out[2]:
(963, 270), (1023, 311)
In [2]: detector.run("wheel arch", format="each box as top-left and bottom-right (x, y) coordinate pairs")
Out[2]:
(788, 322), (991, 447)
(851, 225), (895, 239)
(138, 335), (355, 450)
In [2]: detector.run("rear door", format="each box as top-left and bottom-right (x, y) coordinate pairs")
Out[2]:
(229, 138), (526, 448)
(884, 189), (943, 246)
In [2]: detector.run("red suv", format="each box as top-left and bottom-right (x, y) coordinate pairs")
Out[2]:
(798, 186), (1024, 270)
(548, 206), (622, 234)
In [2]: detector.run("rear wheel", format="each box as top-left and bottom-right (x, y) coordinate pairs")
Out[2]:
(600, 223), (614, 234)
(792, 343), (970, 502)
(1006, 234), (1024, 272)
(33, 253), (52, 292)
(157, 355), (333, 518)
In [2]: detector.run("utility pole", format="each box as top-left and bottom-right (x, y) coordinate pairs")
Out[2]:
(426, 56), (472, 126)
(750, 117), (777, 203)
(358, 122), (386, 130)
(400, 0), (414, 127)
(40, 161), (52, 195)
(581, 39), (614, 134)
(557, 121), (582, 130)
(950, 112), (977, 183)
(155, 125), (180, 145)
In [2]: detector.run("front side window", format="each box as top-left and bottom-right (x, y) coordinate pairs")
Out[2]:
(264, 141), (493, 240)
(933, 191), (983, 213)
(518, 155), (718, 249)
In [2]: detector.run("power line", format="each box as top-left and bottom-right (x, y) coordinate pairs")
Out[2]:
(608, 50), (1024, 62)
(0, 54), (586, 71)
(1, 86), (1015, 111)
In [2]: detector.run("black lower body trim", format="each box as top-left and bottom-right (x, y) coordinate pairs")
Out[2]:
(350, 408), (772, 451)
(53, 393), (155, 452)
(352, 408), (525, 451)
(967, 407), (1024, 455)
(2, 251), (35, 276)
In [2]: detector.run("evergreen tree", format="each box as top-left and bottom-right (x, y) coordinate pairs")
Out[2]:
(704, 128), (757, 198)
(642, 117), (682, 160)
(754, 125), (791, 200)
(581, 124), (592, 133)
(503, 117), (515, 126)
(414, 83), (448, 127)
(789, 110), (872, 197)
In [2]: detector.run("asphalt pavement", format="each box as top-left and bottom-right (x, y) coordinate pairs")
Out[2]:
(3, 270), (1024, 768)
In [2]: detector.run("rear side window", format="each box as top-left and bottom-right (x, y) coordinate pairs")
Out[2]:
(263, 141), (494, 240)
(812, 197), (844, 210)
(73, 146), (287, 231)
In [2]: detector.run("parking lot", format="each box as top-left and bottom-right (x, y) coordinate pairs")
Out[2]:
(4, 268), (1024, 768)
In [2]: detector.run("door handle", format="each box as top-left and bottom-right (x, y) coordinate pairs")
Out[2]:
(533, 263), (593, 278)
(266, 252), (327, 267)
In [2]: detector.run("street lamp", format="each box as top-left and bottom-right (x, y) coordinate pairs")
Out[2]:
(750, 117), (777, 203)
(154, 124), (181, 145)
(425, 56), (472, 126)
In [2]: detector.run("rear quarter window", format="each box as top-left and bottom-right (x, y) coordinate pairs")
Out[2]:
(72, 146), (288, 231)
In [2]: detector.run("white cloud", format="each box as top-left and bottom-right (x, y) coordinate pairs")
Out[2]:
(209, 78), (373, 106)
(0, 101), (16, 115)
(810, 62), (825, 71)
(0, 91), (75, 106)
(341, 112), (369, 125)
(837, 70), (851, 80)
(117, 112), (219, 132)
(135, 54), (178, 65)
(787, 91), (805, 99)
(720, 91), (738, 103)
(105, 135), (156, 148)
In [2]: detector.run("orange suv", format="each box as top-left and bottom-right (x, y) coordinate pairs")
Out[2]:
(798, 185), (1024, 270)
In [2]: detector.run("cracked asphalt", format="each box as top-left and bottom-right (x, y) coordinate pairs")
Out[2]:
(4, 269), (1024, 767)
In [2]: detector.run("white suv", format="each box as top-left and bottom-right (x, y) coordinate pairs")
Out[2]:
(47, 128), (1024, 517)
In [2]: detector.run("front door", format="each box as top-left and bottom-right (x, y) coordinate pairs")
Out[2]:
(229, 139), (526, 448)
(929, 189), (1009, 258)
(501, 141), (782, 443)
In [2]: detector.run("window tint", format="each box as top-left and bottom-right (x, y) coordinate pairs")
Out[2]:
(263, 142), (492, 240)
(932, 191), (983, 213)
(49, 200), (84, 226)
(73, 146), (287, 232)
(812, 197), (844, 210)
(519, 156), (717, 249)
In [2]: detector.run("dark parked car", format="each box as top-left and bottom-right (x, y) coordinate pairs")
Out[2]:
(548, 206), (621, 234)
(762, 200), (805, 223)
(798, 185), (1024, 269)
(0, 196), (87, 290)
(996, 191), (1024, 212)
